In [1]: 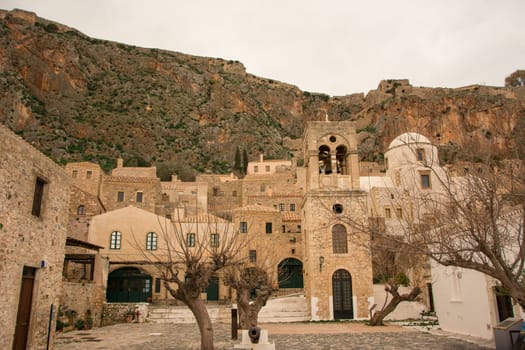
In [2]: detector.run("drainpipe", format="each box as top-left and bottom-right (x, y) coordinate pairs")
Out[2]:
(46, 304), (54, 350)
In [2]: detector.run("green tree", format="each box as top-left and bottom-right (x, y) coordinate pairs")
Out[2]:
(234, 147), (241, 171)
(242, 148), (249, 174)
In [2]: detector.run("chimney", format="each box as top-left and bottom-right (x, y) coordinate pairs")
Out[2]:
(117, 157), (123, 168)
(259, 153), (264, 162)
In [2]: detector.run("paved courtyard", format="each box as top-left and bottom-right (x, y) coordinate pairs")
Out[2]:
(56, 322), (496, 350)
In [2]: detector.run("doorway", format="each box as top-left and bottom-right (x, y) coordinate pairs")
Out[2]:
(107, 267), (152, 302)
(278, 258), (304, 288)
(13, 266), (36, 350)
(332, 269), (353, 319)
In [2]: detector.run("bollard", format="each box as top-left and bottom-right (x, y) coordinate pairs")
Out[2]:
(231, 308), (238, 340)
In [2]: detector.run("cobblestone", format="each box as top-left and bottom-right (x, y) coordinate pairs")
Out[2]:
(56, 322), (495, 350)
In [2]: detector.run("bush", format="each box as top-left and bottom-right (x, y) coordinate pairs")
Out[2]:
(74, 319), (85, 330)
(56, 320), (65, 331)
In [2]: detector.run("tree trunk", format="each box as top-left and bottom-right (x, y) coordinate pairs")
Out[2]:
(187, 298), (214, 350)
(369, 285), (421, 326)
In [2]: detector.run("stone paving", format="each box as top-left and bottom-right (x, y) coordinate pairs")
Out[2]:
(56, 322), (496, 350)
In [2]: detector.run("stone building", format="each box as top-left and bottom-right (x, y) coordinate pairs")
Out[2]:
(301, 121), (373, 320)
(0, 124), (70, 350)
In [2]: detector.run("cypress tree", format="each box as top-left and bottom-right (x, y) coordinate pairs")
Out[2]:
(242, 148), (249, 174)
(234, 147), (241, 171)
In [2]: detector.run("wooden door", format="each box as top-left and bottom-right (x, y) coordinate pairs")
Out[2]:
(13, 267), (36, 350)
(332, 269), (353, 319)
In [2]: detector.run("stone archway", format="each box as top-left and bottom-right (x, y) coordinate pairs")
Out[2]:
(106, 267), (152, 302)
(332, 269), (353, 319)
(278, 258), (304, 288)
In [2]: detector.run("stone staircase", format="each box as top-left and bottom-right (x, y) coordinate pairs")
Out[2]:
(147, 293), (310, 324)
(258, 293), (310, 323)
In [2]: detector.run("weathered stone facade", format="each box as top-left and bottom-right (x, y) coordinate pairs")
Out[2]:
(301, 121), (373, 320)
(0, 124), (70, 349)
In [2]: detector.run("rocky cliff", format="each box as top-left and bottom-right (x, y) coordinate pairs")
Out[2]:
(1, 9), (524, 176)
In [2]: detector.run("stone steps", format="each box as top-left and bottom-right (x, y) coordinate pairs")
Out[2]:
(147, 293), (310, 324)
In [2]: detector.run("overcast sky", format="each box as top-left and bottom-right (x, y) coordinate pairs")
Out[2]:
(2, 0), (524, 96)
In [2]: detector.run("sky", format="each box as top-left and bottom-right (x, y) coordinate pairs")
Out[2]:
(2, 0), (524, 96)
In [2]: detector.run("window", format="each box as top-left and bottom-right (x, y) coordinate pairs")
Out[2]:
(187, 233), (195, 247)
(260, 184), (265, 192)
(265, 165), (270, 172)
(32, 177), (46, 217)
(416, 148), (425, 162)
(136, 192), (143, 203)
(290, 203), (296, 212)
(332, 224), (348, 253)
(420, 173), (431, 189)
(212, 187), (219, 196)
(282, 225), (286, 233)
(110, 231), (121, 249)
(77, 205), (86, 216)
(210, 234), (219, 247)
(254, 165), (259, 173)
(117, 191), (124, 202)
(332, 204), (343, 214)
(240, 221), (248, 233)
(72, 170), (78, 178)
(232, 190), (237, 197)
(265, 222), (272, 234)
(384, 207), (392, 219)
(278, 203), (285, 211)
(249, 250), (257, 263)
(155, 278), (161, 293)
(146, 232), (157, 250)
(86, 170), (93, 179)
(396, 208), (403, 219)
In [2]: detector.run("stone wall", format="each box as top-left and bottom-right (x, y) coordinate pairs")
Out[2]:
(101, 302), (149, 326)
(0, 124), (70, 349)
(60, 281), (106, 327)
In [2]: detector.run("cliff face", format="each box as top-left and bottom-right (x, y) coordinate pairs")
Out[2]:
(1, 9), (523, 174)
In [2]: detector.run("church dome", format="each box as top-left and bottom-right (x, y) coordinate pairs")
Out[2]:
(387, 132), (432, 150)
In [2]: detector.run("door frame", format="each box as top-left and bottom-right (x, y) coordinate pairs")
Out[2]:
(13, 266), (37, 350)
(332, 269), (354, 320)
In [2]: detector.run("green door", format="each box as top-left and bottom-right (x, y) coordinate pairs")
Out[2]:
(206, 277), (219, 301)
(278, 258), (304, 288)
(107, 267), (152, 302)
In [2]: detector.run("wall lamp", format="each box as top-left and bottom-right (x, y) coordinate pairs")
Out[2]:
(319, 256), (325, 272)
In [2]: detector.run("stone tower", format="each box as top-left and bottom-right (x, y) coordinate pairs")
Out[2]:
(301, 121), (373, 320)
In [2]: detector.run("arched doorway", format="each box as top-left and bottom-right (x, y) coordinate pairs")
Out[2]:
(278, 258), (304, 288)
(107, 267), (152, 302)
(332, 269), (353, 319)
(206, 276), (219, 301)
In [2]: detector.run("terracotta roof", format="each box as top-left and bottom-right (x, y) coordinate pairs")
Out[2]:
(233, 204), (279, 213)
(179, 213), (230, 223)
(281, 212), (301, 221)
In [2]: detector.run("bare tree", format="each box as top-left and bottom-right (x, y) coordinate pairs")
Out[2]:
(369, 135), (525, 310)
(223, 248), (284, 329)
(368, 233), (424, 326)
(138, 213), (246, 350)
(404, 158), (525, 308)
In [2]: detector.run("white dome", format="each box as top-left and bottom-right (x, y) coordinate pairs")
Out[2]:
(387, 132), (432, 150)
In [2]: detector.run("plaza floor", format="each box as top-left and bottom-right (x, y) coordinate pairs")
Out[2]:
(55, 322), (496, 350)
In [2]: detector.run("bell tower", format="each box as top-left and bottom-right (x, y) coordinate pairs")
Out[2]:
(301, 121), (373, 320)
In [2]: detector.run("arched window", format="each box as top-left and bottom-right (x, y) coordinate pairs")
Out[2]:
(110, 231), (121, 249)
(336, 145), (347, 174)
(77, 205), (86, 216)
(318, 145), (331, 174)
(146, 232), (157, 250)
(332, 224), (348, 253)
